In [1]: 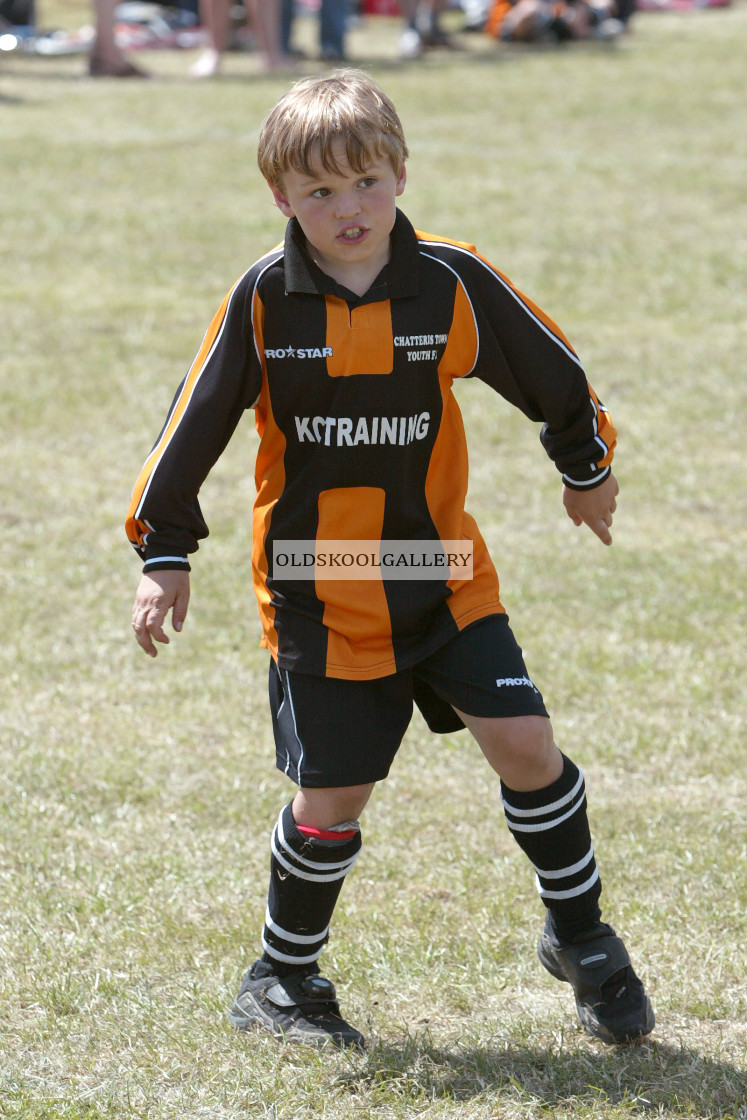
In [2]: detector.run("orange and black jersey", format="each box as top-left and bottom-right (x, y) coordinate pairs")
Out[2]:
(126, 211), (616, 680)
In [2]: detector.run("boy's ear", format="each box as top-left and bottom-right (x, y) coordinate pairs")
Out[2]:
(395, 164), (407, 197)
(268, 180), (295, 218)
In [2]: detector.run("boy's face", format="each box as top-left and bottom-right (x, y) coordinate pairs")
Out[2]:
(268, 139), (406, 294)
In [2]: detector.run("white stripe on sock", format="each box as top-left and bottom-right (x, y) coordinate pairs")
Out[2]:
(532, 846), (595, 879)
(264, 908), (329, 946)
(535, 867), (600, 900)
(501, 769), (585, 819)
(261, 937), (324, 966)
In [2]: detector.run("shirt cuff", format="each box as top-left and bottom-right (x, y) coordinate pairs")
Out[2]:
(142, 555), (191, 573)
(562, 464), (611, 492)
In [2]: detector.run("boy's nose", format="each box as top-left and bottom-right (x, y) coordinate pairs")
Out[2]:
(334, 193), (361, 219)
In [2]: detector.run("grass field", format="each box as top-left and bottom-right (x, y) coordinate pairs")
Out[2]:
(1, 5), (746, 1118)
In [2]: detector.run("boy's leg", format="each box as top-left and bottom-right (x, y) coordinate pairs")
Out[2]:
(261, 786), (373, 977)
(230, 661), (413, 1049)
(455, 708), (654, 1043)
(454, 713), (602, 936)
(414, 615), (653, 1044)
(230, 785), (371, 1049)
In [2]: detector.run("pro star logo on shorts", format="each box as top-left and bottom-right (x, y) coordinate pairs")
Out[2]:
(495, 676), (540, 694)
(264, 346), (333, 360)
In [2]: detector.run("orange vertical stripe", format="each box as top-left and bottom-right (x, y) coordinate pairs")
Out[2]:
(316, 487), (397, 679)
(425, 280), (505, 629)
(589, 385), (617, 468)
(252, 293), (283, 660)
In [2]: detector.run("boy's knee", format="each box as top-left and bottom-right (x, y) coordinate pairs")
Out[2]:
(292, 783), (375, 830)
(484, 714), (554, 758)
(458, 712), (561, 788)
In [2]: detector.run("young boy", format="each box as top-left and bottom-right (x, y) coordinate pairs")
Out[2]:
(127, 70), (654, 1051)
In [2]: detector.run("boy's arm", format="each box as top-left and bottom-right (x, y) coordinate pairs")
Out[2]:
(456, 248), (617, 497)
(132, 570), (191, 657)
(125, 271), (262, 569)
(563, 471), (618, 546)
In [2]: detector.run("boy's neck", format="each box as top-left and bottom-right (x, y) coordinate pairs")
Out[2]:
(307, 237), (392, 299)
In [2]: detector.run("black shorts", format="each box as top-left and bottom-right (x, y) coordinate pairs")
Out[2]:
(268, 614), (549, 788)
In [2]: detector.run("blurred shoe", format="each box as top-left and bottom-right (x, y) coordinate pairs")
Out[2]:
(89, 55), (149, 76)
(461, 0), (490, 30)
(419, 27), (460, 49)
(189, 46), (221, 77)
(399, 27), (423, 59)
(590, 16), (625, 37)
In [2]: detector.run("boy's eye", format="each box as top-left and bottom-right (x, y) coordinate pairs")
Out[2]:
(359, 177), (377, 188)
(311, 187), (332, 198)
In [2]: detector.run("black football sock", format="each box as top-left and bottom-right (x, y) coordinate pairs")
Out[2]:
(259, 801), (361, 977)
(501, 754), (603, 942)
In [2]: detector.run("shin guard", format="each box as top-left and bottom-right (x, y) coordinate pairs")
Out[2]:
(261, 802), (361, 974)
(501, 754), (602, 940)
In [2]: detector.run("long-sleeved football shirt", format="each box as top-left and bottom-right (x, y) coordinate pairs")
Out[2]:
(126, 211), (616, 680)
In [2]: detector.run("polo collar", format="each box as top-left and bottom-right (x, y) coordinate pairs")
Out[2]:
(283, 209), (421, 304)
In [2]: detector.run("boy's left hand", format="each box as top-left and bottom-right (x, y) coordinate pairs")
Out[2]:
(562, 472), (619, 546)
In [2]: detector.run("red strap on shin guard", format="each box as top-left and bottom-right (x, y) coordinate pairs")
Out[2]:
(297, 824), (358, 841)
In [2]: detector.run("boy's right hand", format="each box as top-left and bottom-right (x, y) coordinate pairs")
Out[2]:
(131, 570), (191, 657)
(562, 472), (619, 547)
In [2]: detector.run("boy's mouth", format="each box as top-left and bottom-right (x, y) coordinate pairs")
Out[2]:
(339, 226), (367, 242)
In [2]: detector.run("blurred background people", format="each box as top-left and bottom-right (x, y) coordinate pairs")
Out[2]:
(399, 0), (456, 58)
(281, 0), (348, 62)
(485, 0), (625, 41)
(89, 0), (148, 75)
(191, 0), (289, 76)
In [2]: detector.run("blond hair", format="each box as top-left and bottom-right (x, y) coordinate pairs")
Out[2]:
(257, 70), (409, 187)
